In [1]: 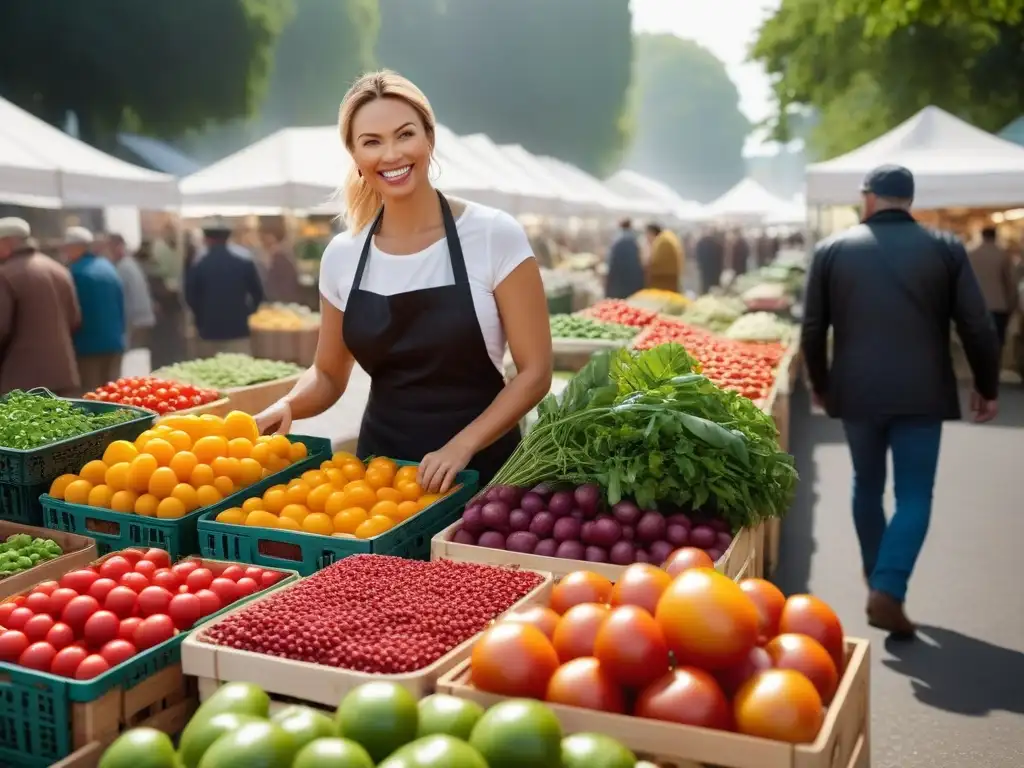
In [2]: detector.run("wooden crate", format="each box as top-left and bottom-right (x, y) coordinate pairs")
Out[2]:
(251, 328), (318, 367)
(764, 517), (782, 579)
(437, 638), (870, 768)
(171, 396), (231, 418)
(181, 569), (553, 707)
(223, 373), (302, 415)
(48, 665), (197, 768)
(0, 522), (98, 599)
(431, 522), (755, 582)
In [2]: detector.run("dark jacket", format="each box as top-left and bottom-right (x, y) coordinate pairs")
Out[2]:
(605, 230), (644, 299)
(801, 209), (1000, 420)
(185, 242), (264, 341)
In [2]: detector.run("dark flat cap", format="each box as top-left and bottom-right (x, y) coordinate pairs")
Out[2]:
(861, 164), (914, 200)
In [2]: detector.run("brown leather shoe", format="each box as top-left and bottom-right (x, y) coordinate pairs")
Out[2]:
(866, 590), (916, 639)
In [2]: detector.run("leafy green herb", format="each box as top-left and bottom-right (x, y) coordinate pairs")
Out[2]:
(0, 391), (138, 450)
(492, 343), (797, 530)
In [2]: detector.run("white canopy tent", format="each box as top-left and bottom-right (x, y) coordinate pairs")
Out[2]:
(454, 133), (564, 215)
(762, 194), (807, 226)
(497, 144), (612, 217)
(703, 178), (794, 224)
(0, 96), (179, 208)
(604, 170), (704, 223)
(806, 106), (1024, 209)
(536, 157), (649, 219)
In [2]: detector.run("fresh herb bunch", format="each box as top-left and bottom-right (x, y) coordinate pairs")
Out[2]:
(0, 390), (137, 450)
(491, 344), (798, 529)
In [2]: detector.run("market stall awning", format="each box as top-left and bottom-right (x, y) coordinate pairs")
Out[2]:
(497, 144), (612, 217)
(117, 133), (202, 176)
(536, 157), (650, 219)
(604, 170), (705, 223)
(0, 96), (179, 208)
(703, 178), (794, 224)
(455, 133), (565, 216)
(806, 106), (1024, 209)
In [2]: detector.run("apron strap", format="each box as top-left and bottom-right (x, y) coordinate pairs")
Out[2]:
(352, 206), (385, 291)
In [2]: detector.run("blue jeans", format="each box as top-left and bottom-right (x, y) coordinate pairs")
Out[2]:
(842, 418), (943, 602)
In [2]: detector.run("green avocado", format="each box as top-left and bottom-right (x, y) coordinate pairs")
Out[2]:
(99, 728), (178, 768)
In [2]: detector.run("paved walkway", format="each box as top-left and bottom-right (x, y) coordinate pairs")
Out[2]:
(776, 386), (1024, 768)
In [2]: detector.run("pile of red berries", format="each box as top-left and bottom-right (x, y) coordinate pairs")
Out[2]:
(201, 555), (544, 673)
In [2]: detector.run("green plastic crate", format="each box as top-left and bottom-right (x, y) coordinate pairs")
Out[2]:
(37, 435), (331, 559)
(0, 388), (156, 486)
(197, 461), (479, 575)
(0, 554), (300, 767)
(0, 481), (48, 526)
(547, 292), (573, 315)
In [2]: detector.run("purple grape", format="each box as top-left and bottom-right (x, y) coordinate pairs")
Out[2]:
(621, 525), (635, 541)
(708, 518), (730, 533)
(716, 531), (734, 551)
(706, 548), (724, 563)
(555, 540), (586, 560)
(609, 540), (636, 566)
(481, 501), (511, 532)
(649, 541), (674, 565)
(496, 485), (523, 507)
(528, 511), (556, 538)
(666, 524), (689, 547)
(461, 505), (485, 536)
(636, 512), (667, 544)
(553, 517), (582, 542)
(508, 509), (531, 532)
(689, 525), (717, 549)
(548, 491), (574, 517)
(520, 492), (546, 514)
(507, 531), (540, 553)
(584, 546), (608, 563)
(574, 484), (601, 518)
(580, 521), (598, 546)
(477, 531), (506, 549)
(534, 538), (559, 557)
(452, 527), (476, 545)
(666, 513), (692, 530)
(634, 549), (651, 564)
(611, 501), (642, 526)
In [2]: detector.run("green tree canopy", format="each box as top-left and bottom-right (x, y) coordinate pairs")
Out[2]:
(752, 0), (1024, 158)
(624, 34), (749, 203)
(828, 0), (1023, 36)
(376, 0), (633, 174)
(0, 0), (290, 149)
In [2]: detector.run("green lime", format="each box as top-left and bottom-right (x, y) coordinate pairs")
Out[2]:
(561, 733), (637, 768)
(335, 682), (419, 762)
(416, 694), (484, 740)
(378, 735), (488, 768)
(99, 728), (178, 768)
(292, 738), (375, 768)
(197, 721), (297, 768)
(468, 699), (562, 768)
(192, 682), (271, 721)
(271, 705), (336, 751)
(178, 713), (264, 768)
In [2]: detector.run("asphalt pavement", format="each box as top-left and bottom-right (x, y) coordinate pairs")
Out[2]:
(775, 385), (1024, 768)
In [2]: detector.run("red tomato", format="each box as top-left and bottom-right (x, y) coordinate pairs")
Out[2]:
(150, 569), (181, 592)
(23, 592), (50, 615)
(33, 580), (60, 596)
(662, 547), (715, 578)
(778, 596), (845, 671)
(47, 588), (79, 619)
(18, 641), (57, 672)
(133, 560), (158, 579)
(207, 578), (238, 606)
(9, 595), (25, 606)
(118, 549), (145, 566)
(61, 596), (100, 633)
(739, 578), (787, 643)
(98, 556), (132, 582)
(171, 561), (200, 580)
(104, 587), (139, 619)
(45, 622), (76, 651)
(83, 610), (121, 649)
(470, 622), (560, 699)
(137, 586), (173, 617)
(50, 645), (89, 677)
(243, 567), (264, 581)
(260, 571), (283, 588)
(60, 569), (99, 594)
(551, 603), (610, 663)
(715, 645), (774, 697)
(764, 634), (839, 704)
(593, 605), (670, 688)
(133, 615), (175, 650)
(99, 639), (137, 667)
(87, 578), (120, 603)
(75, 654), (111, 680)
(219, 565), (245, 582)
(655, 568), (759, 670)
(0, 630), (29, 662)
(545, 656), (626, 713)
(501, 606), (561, 640)
(194, 589), (222, 617)
(168, 593), (202, 630)
(118, 617), (143, 642)
(142, 548), (171, 570)
(6, 607), (33, 631)
(549, 571), (613, 615)
(635, 667), (733, 730)
(0, 602), (17, 625)
(119, 572), (150, 594)
(185, 568), (214, 593)
(22, 614), (56, 642)
(734, 669), (824, 743)
(178, 585), (190, 594)
(609, 563), (672, 615)
(234, 577), (259, 598)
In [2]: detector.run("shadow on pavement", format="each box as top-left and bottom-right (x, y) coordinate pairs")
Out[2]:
(774, 384), (846, 595)
(882, 624), (1024, 716)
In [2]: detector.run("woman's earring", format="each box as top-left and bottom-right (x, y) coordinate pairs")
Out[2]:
(358, 169), (363, 178)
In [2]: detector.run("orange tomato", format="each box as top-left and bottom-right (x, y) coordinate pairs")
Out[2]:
(284, 481), (311, 506)
(663, 547), (715, 577)
(301, 470), (328, 487)
(354, 515), (394, 539)
(763, 633), (839, 704)
(213, 475), (236, 497)
(733, 669), (824, 743)
(193, 435), (229, 464)
(134, 493), (160, 517)
(280, 504), (310, 525)
(394, 465), (418, 485)
(363, 467), (393, 490)
(302, 512), (334, 536)
(80, 460), (109, 486)
(394, 500), (420, 521)
(339, 461), (365, 481)
(104, 462), (131, 492)
(342, 484), (377, 510)
(739, 578), (787, 643)
(609, 563), (673, 615)
(143, 438), (176, 466)
(470, 623), (559, 699)
(333, 507), (368, 534)
(195, 485), (223, 508)
(552, 602), (610, 662)
(241, 497), (264, 515)
(156, 497), (186, 519)
(367, 456), (397, 474)
(262, 488), (288, 514)
(306, 483), (335, 513)
(778, 595), (845, 671)
(501, 606), (560, 640)
(324, 491), (348, 517)
(168, 452), (199, 483)
(374, 487), (403, 504)
(288, 441), (308, 463)
(396, 481), (423, 502)
(189, 463), (216, 488)
(369, 500), (401, 521)
(550, 571), (614, 615)
(147, 467), (179, 499)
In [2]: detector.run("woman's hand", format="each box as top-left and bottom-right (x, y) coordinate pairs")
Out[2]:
(418, 438), (474, 493)
(255, 399), (293, 436)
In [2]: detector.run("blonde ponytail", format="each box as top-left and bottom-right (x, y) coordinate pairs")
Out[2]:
(343, 165), (383, 233)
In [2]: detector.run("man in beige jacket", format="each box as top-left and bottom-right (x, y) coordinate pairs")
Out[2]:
(967, 227), (1017, 352)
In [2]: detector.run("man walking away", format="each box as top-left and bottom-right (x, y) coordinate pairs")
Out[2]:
(0, 219), (81, 396)
(645, 223), (684, 292)
(728, 229), (751, 276)
(604, 219), (644, 299)
(967, 227), (1017, 354)
(185, 219), (264, 358)
(62, 227), (126, 393)
(695, 228), (724, 294)
(260, 226), (304, 305)
(801, 165), (1000, 638)
(108, 234), (155, 350)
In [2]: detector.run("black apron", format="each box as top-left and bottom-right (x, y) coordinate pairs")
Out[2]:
(342, 192), (521, 486)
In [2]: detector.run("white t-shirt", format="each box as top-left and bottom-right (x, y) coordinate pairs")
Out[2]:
(319, 201), (534, 372)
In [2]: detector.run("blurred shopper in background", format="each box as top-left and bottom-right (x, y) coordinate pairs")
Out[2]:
(260, 225), (304, 305)
(604, 218), (644, 299)
(967, 226), (1017, 354)
(107, 233), (155, 350)
(645, 223), (684, 292)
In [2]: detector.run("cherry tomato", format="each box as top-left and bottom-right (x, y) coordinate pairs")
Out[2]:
(234, 577), (259, 598)
(0, 602), (17, 625)
(150, 569), (181, 592)
(764, 633), (839, 704)
(778, 595), (845, 671)
(33, 581), (60, 596)
(133, 615), (175, 650)
(104, 586), (139, 619)
(61, 596), (100, 633)
(83, 610), (121, 649)
(243, 567), (264, 581)
(118, 617), (143, 642)
(50, 645), (89, 677)
(208, 578), (238, 606)
(185, 568), (214, 593)
(47, 588), (79, 619)
(551, 603), (610, 663)
(194, 589), (222, 617)
(22, 614), (56, 642)
(168, 593), (202, 630)
(45, 622), (76, 651)
(18, 641), (57, 672)
(545, 656), (626, 713)
(75, 654), (111, 680)
(6, 607), (34, 631)
(171, 561), (201, 580)
(87, 578), (120, 603)
(734, 669), (824, 743)
(133, 560), (158, 579)
(219, 565), (245, 582)
(24, 592), (51, 615)
(98, 556), (132, 582)
(99, 639), (137, 667)
(118, 549), (145, 566)
(137, 586), (173, 617)
(0, 630), (30, 662)
(142, 549), (171, 570)
(470, 622), (560, 699)
(260, 571), (283, 588)
(119, 572), (150, 594)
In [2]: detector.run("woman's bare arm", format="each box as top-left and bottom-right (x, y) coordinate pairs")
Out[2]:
(283, 296), (356, 420)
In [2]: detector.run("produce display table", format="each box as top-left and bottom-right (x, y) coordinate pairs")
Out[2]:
(0, 521), (97, 599)
(762, 336), (801, 578)
(223, 372), (303, 415)
(438, 638), (870, 768)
